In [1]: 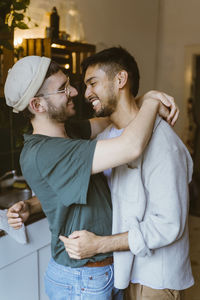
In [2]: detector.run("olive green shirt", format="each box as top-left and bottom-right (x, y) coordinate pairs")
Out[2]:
(20, 134), (112, 267)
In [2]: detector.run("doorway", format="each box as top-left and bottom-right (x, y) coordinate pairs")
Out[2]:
(184, 47), (200, 216)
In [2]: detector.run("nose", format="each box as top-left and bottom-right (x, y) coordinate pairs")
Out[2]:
(69, 86), (78, 97)
(84, 86), (91, 100)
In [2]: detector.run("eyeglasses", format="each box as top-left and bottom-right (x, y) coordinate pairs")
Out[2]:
(35, 77), (70, 98)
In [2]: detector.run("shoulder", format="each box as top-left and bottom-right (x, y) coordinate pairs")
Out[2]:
(145, 117), (190, 158)
(143, 118), (193, 178)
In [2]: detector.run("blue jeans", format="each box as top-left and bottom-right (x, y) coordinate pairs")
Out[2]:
(44, 258), (124, 300)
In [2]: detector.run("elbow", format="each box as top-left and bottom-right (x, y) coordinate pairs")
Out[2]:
(128, 143), (143, 162)
(120, 135), (145, 163)
(165, 222), (183, 244)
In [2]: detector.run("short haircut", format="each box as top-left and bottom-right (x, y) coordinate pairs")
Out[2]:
(82, 47), (140, 97)
(44, 60), (61, 80)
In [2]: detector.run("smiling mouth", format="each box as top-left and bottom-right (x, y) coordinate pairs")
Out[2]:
(88, 97), (100, 107)
(92, 100), (100, 107)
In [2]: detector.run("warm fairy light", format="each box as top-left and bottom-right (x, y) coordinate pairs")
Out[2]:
(14, 38), (23, 47)
(72, 52), (76, 74)
(51, 43), (66, 49)
(68, 9), (77, 17)
(65, 64), (70, 69)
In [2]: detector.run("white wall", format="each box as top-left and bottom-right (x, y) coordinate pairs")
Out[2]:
(75, 0), (160, 94)
(155, 0), (200, 139)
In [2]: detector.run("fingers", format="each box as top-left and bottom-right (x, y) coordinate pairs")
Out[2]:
(143, 91), (171, 107)
(7, 201), (25, 229)
(162, 93), (175, 106)
(59, 235), (79, 248)
(59, 235), (79, 247)
(7, 215), (23, 229)
(8, 201), (24, 214)
(144, 91), (179, 125)
(159, 104), (169, 120)
(68, 230), (84, 239)
(156, 93), (171, 108)
(59, 235), (82, 257)
(170, 109), (179, 127)
(59, 235), (68, 243)
(148, 91), (179, 126)
(159, 93), (179, 126)
(66, 250), (82, 259)
(167, 103), (179, 125)
(7, 210), (19, 218)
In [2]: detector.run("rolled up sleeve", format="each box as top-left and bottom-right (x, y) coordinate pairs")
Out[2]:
(128, 147), (192, 256)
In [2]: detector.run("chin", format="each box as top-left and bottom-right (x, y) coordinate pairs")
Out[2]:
(94, 110), (105, 117)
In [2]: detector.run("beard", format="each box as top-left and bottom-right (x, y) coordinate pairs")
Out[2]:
(94, 87), (118, 117)
(47, 101), (72, 123)
(94, 98), (117, 117)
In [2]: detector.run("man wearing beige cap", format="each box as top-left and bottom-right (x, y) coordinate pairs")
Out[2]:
(4, 55), (178, 300)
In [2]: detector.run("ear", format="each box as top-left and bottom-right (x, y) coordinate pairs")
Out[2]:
(116, 70), (128, 89)
(29, 97), (46, 113)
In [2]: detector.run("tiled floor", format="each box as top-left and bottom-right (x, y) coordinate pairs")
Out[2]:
(183, 215), (200, 300)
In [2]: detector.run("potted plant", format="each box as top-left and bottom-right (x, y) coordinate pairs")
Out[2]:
(0, 0), (34, 50)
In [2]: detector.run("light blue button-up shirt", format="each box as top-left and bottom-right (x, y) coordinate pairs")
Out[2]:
(98, 117), (194, 290)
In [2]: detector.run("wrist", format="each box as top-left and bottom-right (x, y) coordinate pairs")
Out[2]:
(142, 99), (159, 114)
(143, 97), (159, 107)
(24, 199), (32, 214)
(96, 236), (110, 254)
(95, 233), (129, 254)
(24, 197), (41, 215)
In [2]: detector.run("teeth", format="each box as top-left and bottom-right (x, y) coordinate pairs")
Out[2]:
(92, 100), (100, 106)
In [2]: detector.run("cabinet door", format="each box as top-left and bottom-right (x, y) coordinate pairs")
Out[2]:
(38, 244), (51, 300)
(0, 252), (38, 300)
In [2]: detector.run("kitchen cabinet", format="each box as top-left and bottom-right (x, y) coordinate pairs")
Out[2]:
(0, 218), (51, 300)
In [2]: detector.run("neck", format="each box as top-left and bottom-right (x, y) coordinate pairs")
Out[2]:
(110, 90), (139, 129)
(31, 116), (68, 138)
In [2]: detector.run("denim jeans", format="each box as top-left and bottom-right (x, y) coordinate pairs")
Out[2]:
(44, 258), (124, 300)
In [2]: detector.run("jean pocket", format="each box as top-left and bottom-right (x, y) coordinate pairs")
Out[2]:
(44, 273), (72, 300)
(83, 265), (114, 294)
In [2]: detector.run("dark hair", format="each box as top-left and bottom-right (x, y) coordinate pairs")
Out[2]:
(44, 60), (61, 80)
(23, 60), (61, 120)
(81, 47), (140, 97)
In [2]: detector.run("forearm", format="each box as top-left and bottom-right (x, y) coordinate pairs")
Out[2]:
(92, 100), (159, 174)
(89, 117), (111, 138)
(96, 232), (129, 254)
(129, 150), (190, 255)
(24, 196), (42, 215)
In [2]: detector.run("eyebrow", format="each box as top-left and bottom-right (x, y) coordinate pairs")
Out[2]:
(58, 79), (68, 90)
(85, 76), (97, 84)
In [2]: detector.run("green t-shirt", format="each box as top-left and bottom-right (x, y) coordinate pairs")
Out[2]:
(65, 119), (91, 139)
(20, 134), (112, 267)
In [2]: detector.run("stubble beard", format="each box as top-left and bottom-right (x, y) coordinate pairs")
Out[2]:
(47, 102), (72, 123)
(94, 87), (118, 117)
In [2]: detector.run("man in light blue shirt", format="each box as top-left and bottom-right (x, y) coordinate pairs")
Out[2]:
(60, 47), (194, 300)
